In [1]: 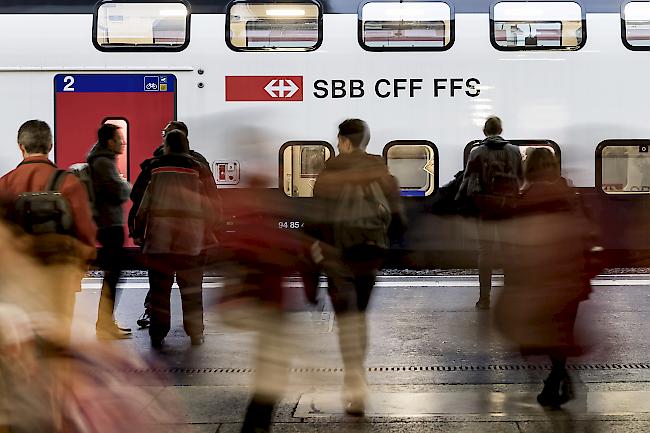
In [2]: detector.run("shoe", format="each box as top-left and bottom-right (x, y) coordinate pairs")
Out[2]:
(475, 299), (490, 310)
(344, 398), (365, 416)
(114, 321), (131, 333)
(96, 323), (132, 340)
(190, 335), (204, 346)
(537, 378), (564, 408)
(136, 312), (150, 329)
(151, 337), (164, 349)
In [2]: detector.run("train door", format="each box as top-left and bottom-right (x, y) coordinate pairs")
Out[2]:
(54, 74), (176, 180)
(54, 73), (177, 246)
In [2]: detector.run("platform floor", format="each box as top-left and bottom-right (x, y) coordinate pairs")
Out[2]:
(69, 275), (650, 432)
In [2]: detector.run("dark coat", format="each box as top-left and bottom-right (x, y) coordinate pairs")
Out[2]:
(87, 145), (130, 229)
(494, 178), (592, 356)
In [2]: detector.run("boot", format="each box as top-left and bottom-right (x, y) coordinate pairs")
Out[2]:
(537, 377), (562, 408)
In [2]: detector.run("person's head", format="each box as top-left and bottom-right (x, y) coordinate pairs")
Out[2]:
(524, 148), (560, 183)
(162, 121), (188, 138)
(483, 116), (503, 137)
(97, 123), (124, 154)
(163, 129), (189, 155)
(17, 120), (53, 157)
(337, 119), (370, 154)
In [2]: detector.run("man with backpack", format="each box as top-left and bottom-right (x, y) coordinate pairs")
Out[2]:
(311, 119), (406, 415)
(87, 123), (132, 339)
(128, 120), (212, 329)
(0, 120), (97, 342)
(457, 116), (523, 310)
(131, 129), (219, 348)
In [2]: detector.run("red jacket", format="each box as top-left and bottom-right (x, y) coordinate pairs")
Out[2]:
(0, 156), (97, 260)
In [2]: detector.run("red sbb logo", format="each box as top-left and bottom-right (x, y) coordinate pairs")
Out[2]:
(226, 76), (303, 102)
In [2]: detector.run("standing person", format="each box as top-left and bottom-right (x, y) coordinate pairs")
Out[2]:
(131, 130), (219, 348)
(89, 123), (132, 339)
(0, 120), (97, 342)
(129, 120), (211, 328)
(456, 116), (523, 310)
(311, 119), (406, 415)
(493, 148), (594, 407)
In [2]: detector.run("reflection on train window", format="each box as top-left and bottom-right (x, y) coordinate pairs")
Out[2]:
(601, 145), (650, 195)
(464, 140), (561, 169)
(228, 1), (321, 51)
(623, 1), (650, 50)
(94, 1), (190, 51)
(491, 1), (585, 50)
(281, 142), (332, 197)
(384, 141), (438, 197)
(360, 2), (453, 51)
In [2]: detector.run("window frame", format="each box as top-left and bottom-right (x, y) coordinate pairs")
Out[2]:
(621, 0), (650, 51)
(489, 0), (587, 52)
(226, 0), (324, 52)
(357, 0), (455, 52)
(596, 139), (650, 198)
(383, 140), (439, 197)
(92, 0), (191, 52)
(463, 139), (562, 168)
(278, 140), (334, 198)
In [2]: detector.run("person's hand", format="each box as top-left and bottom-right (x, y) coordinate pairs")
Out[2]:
(310, 241), (324, 264)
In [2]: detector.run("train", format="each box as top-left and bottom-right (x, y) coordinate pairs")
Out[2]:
(1, 0), (649, 267)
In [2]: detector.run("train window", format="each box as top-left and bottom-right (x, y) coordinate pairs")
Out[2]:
(93, 1), (190, 52)
(622, 1), (650, 50)
(464, 140), (562, 169)
(280, 141), (333, 197)
(227, 1), (322, 51)
(597, 140), (650, 195)
(359, 2), (454, 51)
(383, 141), (438, 197)
(491, 1), (585, 51)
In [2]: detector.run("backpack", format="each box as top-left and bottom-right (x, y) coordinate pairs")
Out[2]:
(333, 180), (392, 250)
(69, 163), (96, 216)
(473, 149), (520, 218)
(12, 169), (78, 261)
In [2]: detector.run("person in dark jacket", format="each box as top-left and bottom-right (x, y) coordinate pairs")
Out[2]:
(456, 116), (523, 310)
(132, 130), (219, 348)
(311, 119), (406, 416)
(129, 121), (211, 329)
(494, 148), (593, 408)
(88, 123), (132, 339)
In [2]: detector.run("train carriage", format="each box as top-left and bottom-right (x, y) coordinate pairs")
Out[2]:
(1, 0), (649, 266)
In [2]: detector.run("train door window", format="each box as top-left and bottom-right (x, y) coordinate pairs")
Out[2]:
(491, 1), (585, 51)
(102, 118), (129, 180)
(622, 1), (650, 50)
(227, 1), (322, 51)
(597, 140), (650, 195)
(359, 2), (454, 51)
(464, 140), (561, 171)
(280, 141), (333, 197)
(93, 1), (190, 51)
(383, 141), (438, 197)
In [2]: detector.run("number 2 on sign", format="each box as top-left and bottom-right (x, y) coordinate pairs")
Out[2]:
(63, 76), (75, 92)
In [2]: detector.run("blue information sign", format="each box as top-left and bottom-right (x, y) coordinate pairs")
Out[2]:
(54, 74), (176, 93)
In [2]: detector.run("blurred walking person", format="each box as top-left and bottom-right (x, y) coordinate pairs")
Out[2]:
(456, 116), (522, 309)
(494, 148), (595, 407)
(88, 123), (132, 339)
(311, 119), (406, 415)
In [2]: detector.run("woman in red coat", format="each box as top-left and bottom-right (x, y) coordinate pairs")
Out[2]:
(494, 148), (594, 408)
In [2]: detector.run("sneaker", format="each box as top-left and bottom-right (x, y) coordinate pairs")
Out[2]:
(137, 312), (150, 329)
(475, 299), (490, 310)
(190, 335), (204, 346)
